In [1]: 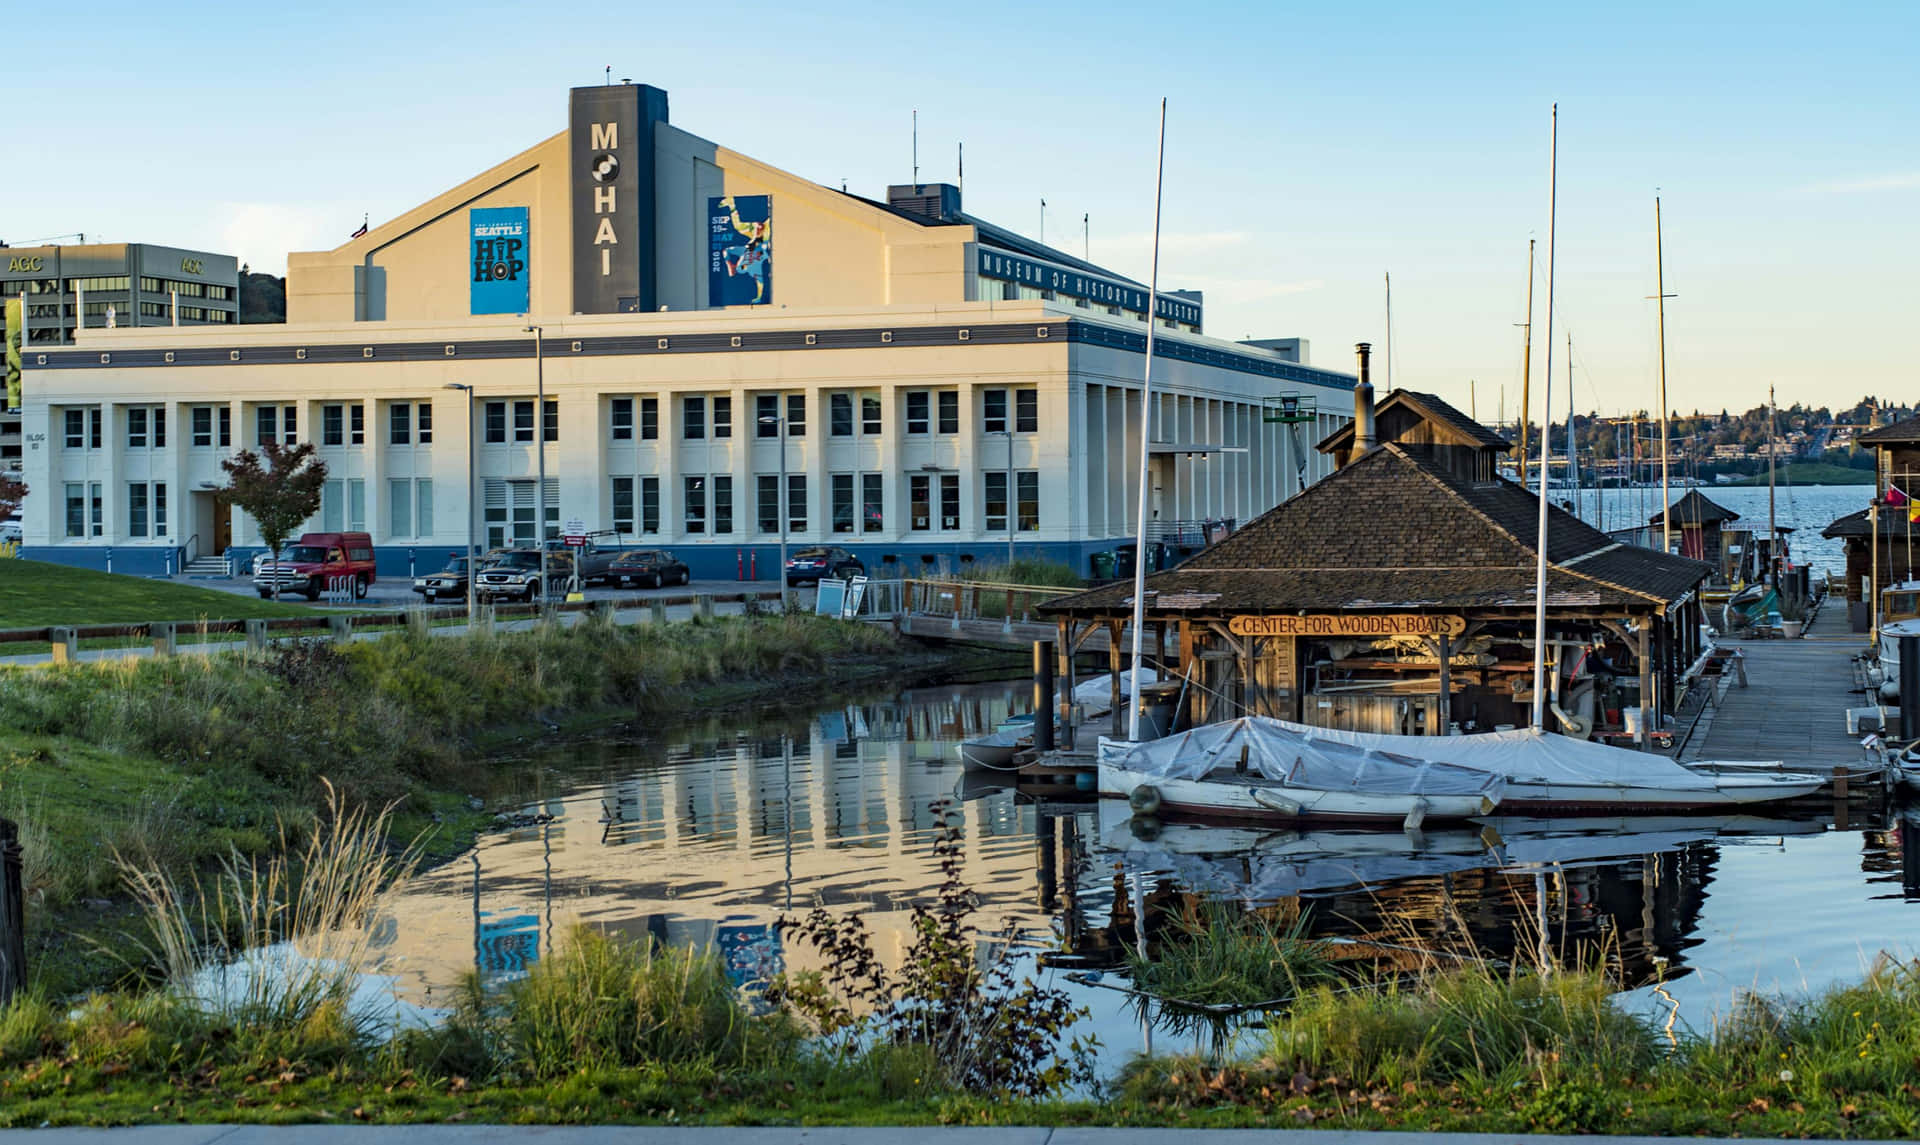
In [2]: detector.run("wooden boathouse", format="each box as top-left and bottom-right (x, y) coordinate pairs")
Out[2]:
(1042, 382), (1713, 748)
(1824, 415), (1920, 620)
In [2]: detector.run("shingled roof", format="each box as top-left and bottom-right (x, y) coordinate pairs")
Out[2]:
(1857, 415), (1920, 445)
(1823, 505), (1919, 539)
(1043, 443), (1710, 617)
(1317, 390), (1511, 455)
(1649, 489), (1740, 527)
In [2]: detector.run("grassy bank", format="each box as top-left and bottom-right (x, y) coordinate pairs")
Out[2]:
(0, 611), (956, 994)
(0, 558), (325, 628)
(1727, 461), (1874, 486)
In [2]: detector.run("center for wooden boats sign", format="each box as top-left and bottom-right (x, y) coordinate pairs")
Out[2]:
(1228, 614), (1466, 638)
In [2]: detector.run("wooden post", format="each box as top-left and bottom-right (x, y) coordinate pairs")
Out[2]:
(150, 621), (177, 657)
(1637, 621), (1653, 751)
(1436, 632), (1452, 735)
(328, 615), (352, 642)
(1109, 619), (1125, 739)
(1177, 621), (1198, 725)
(245, 619), (269, 652)
(696, 593), (715, 621)
(0, 817), (23, 1006)
(1033, 637), (1056, 753)
(49, 627), (77, 664)
(650, 598), (668, 626)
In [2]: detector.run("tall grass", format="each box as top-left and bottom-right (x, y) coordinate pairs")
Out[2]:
(1126, 901), (1336, 1009)
(955, 558), (1085, 589)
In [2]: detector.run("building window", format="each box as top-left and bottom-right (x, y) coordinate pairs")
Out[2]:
(127, 407), (147, 449)
(64, 408), (86, 448)
(612, 477), (635, 534)
(512, 400), (535, 443)
(984, 389), (1008, 434)
(348, 478), (364, 531)
(417, 478), (433, 536)
(541, 399), (555, 443)
(485, 401), (507, 443)
(712, 475), (733, 534)
(684, 396), (706, 440)
(190, 406), (213, 448)
(126, 406), (164, 449)
(757, 475), (779, 533)
(787, 393), (805, 437)
(218, 406), (231, 447)
(89, 407), (103, 449)
(388, 478), (412, 537)
(351, 403), (365, 445)
(389, 402), (410, 445)
(321, 480), (343, 532)
(712, 396), (731, 439)
(1016, 388), (1038, 433)
(861, 394), (882, 435)
(64, 483), (85, 538)
(323, 404), (345, 446)
(830, 393), (853, 437)
(641, 397), (658, 440)
(756, 394), (779, 437)
(906, 391), (929, 435)
(684, 476), (707, 533)
(1017, 470), (1039, 531)
(127, 482), (163, 537)
(282, 405), (296, 445)
(831, 473), (854, 533)
(418, 402), (433, 444)
(862, 473), (883, 531)
(641, 476), (660, 534)
(984, 471), (1008, 532)
(940, 473), (960, 530)
(910, 474), (931, 530)
(88, 483), (102, 536)
(787, 474), (807, 534)
(938, 390), (959, 434)
(611, 398), (634, 441)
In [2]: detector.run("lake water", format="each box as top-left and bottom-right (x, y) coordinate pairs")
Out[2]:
(361, 673), (1920, 1069)
(1568, 482), (1868, 578)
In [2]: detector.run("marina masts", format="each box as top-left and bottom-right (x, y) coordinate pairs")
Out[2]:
(1531, 104), (1560, 734)
(1126, 98), (1169, 744)
(1654, 195), (1675, 552)
(1518, 240), (1536, 487)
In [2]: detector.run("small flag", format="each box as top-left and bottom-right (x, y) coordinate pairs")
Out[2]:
(1888, 484), (1909, 507)
(1909, 500), (1920, 525)
(350, 215), (368, 239)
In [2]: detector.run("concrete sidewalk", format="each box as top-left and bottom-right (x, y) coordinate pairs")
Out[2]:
(3, 1129), (1908, 1144)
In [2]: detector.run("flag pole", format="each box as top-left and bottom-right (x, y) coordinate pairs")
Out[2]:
(1530, 103), (1559, 734)
(1127, 98), (1169, 744)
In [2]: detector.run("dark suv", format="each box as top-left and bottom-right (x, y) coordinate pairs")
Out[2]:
(784, 546), (864, 586)
(608, 549), (691, 589)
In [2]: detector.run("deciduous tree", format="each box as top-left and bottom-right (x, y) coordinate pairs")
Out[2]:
(221, 442), (326, 599)
(0, 474), (25, 521)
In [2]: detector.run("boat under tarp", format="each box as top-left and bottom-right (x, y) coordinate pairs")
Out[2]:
(1263, 721), (1824, 812)
(1097, 718), (1505, 827)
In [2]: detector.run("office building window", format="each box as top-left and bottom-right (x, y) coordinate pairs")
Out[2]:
(324, 404), (345, 446)
(641, 476), (660, 534)
(611, 397), (634, 440)
(787, 474), (806, 534)
(417, 479), (433, 536)
(861, 394), (882, 435)
(684, 476), (707, 533)
(712, 396), (731, 439)
(351, 403), (365, 445)
(64, 483), (85, 537)
(1016, 388), (1038, 433)
(830, 393), (852, 436)
(938, 390), (959, 434)
(127, 407), (148, 449)
(253, 405), (274, 446)
(154, 408), (166, 448)
(612, 477), (635, 534)
(347, 478), (364, 531)
(756, 394), (779, 437)
(89, 407), (102, 449)
(127, 482), (149, 537)
(282, 405), (296, 445)
(862, 473), (883, 531)
(190, 406), (213, 448)
(984, 389), (1008, 434)
(389, 402), (410, 445)
(217, 406), (231, 447)
(940, 473), (960, 530)
(88, 483), (102, 537)
(984, 471), (1008, 532)
(321, 480), (343, 532)
(484, 401), (506, 443)
(906, 391), (929, 435)
(541, 399), (555, 443)
(831, 473), (854, 533)
(417, 402), (433, 444)
(388, 478), (412, 537)
(910, 474), (931, 530)
(787, 393), (805, 437)
(757, 475), (779, 533)
(125, 406), (164, 449)
(712, 475), (733, 534)
(640, 397), (658, 440)
(684, 396), (706, 440)
(1017, 470), (1039, 530)
(64, 409), (84, 448)
(511, 400), (534, 443)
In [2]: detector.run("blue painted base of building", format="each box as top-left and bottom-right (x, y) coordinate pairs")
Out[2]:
(15, 537), (1174, 584)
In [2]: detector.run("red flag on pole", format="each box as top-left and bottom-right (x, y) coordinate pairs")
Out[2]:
(350, 216), (368, 239)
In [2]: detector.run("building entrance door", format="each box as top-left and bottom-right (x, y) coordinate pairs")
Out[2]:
(212, 494), (232, 554)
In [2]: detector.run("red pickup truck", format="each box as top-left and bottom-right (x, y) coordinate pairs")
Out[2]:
(253, 531), (377, 600)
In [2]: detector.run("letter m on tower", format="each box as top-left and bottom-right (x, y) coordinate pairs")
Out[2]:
(591, 122), (617, 150)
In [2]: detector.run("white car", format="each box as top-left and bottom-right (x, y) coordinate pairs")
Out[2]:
(0, 518), (21, 545)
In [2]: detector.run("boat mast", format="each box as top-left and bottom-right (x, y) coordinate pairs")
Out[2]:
(1654, 195), (1675, 552)
(1518, 240), (1536, 487)
(1566, 331), (1577, 521)
(1768, 383), (1778, 579)
(1531, 104), (1560, 734)
(1126, 98), (1169, 744)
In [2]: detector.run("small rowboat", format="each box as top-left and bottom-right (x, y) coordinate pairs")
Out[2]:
(957, 729), (1026, 772)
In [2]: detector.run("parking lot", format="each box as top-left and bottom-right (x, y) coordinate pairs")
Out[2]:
(190, 572), (805, 609)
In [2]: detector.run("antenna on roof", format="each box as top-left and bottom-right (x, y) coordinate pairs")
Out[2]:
(604, 65), (611, 86)
(1040, 198), (1046, 245)
(1084, 213), (1090, 260)
(912, 109), (918, 188)
(958, 141), (963, 196)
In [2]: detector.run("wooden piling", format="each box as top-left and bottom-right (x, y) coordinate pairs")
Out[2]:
(0, 818), (24, 1006)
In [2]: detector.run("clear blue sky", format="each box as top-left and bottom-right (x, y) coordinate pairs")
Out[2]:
(11, 0), (1915, 419)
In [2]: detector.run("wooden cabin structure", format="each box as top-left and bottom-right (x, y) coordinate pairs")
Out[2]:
(1042, 389), (1713, 748)
(1650, 490), (1742, 568)
(1824, 415), (1920, 611)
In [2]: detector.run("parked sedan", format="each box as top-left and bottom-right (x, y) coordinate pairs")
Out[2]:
(607, 549), (690, 589)
(784, 546), (865, 586)
(412, 553), (480, 602)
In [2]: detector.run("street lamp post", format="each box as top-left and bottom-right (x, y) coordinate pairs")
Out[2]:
(442, 382), (478, 624)
(524, 325), (547, 603)
(759, 413), (789, 609)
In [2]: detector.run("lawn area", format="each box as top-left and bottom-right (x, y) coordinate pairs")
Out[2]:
(0, 558), (322, 628)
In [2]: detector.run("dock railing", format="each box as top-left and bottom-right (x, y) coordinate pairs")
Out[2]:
(884, 578), (1082, 629)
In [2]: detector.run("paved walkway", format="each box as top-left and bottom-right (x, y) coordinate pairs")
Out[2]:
(4, 1129), (1907, 1144)
(1686, 600), (1877, 769)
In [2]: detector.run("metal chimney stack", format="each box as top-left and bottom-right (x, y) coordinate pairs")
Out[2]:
(1353, 342), (1377, 454)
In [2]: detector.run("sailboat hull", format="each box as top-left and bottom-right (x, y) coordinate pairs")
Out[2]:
(1101, 764), (1495, 825)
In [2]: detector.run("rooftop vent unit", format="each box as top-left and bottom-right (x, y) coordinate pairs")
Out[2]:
(886, 183), (962, 222)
